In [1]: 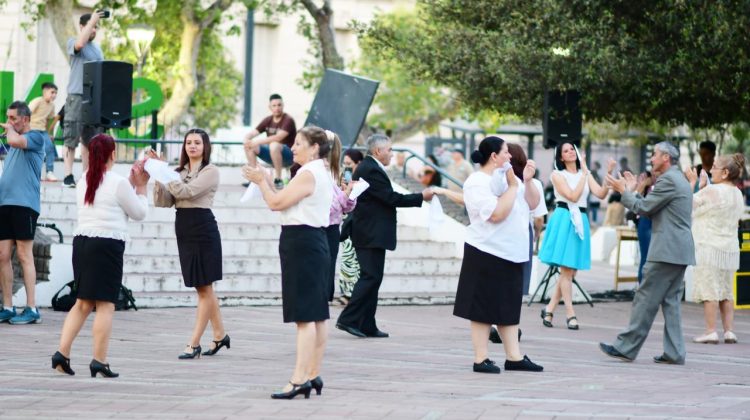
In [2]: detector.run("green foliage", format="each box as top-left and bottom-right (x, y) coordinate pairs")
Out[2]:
(93, 0), (246, 133)
(363, 0), (750, 128)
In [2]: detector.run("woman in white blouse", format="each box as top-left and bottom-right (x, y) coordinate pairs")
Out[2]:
(242, 126), (338, 400)
(52, 134), (149, 378)
(150, 129), (229, 360)
(453, 136), (544, 374)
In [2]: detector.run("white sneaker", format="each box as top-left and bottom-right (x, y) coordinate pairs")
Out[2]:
(692, 331), (719, 344)
(46, 172), (59, 182)
(724, 331), (738, 344)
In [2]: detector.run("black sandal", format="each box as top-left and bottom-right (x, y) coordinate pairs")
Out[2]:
(566, 316), (580, 330)
(540, 309), (553, 328)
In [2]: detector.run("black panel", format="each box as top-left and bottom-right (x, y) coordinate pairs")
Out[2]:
(737, 272), (750, 306)
(304, 69), (379, 148)
(82, 61), (133, 128)
(543, 90), (582, 149)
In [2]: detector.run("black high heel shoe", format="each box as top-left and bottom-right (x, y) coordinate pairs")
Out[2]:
(271, 381), (312, 400)
(178, 345), (202, 359)
(202, 335), (230, 356)
(310, 376), (324, 395)
(89, 359), (119, 378)
(51, 351), (75, 376)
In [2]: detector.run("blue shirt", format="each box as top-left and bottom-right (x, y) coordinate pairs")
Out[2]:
(0, 130), (45, 213)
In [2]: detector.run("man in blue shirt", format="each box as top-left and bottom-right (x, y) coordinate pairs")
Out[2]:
(0, 101), (45, 324)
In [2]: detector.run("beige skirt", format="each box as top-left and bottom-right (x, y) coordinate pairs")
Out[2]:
(692, 265), (734, 302)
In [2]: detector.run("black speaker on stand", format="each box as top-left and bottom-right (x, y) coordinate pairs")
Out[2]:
(543, 90), (582, 149)
(82, 61), (133, 128)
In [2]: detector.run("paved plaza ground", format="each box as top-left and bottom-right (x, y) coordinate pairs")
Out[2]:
(1, 295), (749, 419)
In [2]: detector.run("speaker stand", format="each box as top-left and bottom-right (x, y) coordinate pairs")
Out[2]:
(527, 264), (594, 307)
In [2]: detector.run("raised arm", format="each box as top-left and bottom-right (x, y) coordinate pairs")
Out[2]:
(116, 178), (148, 221)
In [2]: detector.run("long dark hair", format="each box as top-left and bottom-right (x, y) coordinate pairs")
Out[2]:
(507, 143), (527, 179)
(84, 134), (116, 205)
(554, 142), (581, 171)
(470, 136), (505, 166)
(298, 126), (342, 180)
(177, 128), (212, 172)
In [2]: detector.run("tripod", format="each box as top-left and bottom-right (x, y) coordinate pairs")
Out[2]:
(527, 264), (594, 307)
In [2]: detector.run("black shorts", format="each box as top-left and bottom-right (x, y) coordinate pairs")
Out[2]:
(0, 205), (39, 241)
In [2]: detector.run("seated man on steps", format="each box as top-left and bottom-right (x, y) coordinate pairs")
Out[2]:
(243, 94), (296, 189)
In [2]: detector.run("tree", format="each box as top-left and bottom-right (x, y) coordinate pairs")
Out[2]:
(362, 0), (750, 129)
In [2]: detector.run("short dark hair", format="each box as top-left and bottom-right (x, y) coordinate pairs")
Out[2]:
(9, 101), (31, 117)
(344, 148), (364, 164)
(42, 82), (58, 91)
(80, 13), (92, 26)
(269, 94), (282, 102)
(699, 140), (716, 153)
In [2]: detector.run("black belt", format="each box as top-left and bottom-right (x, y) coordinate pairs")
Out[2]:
(556, 202), (588, 214)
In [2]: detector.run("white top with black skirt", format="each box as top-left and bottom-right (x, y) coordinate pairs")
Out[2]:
(463, 171), (530, 263)
(74, 171), (149, 241)
(280, 159), (333, 227)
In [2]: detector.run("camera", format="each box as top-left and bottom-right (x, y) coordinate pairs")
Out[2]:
(343, 167), (353, 184)
(98, 10), (111, 18)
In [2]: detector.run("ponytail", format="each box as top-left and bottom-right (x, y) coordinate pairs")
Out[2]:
(327, 130), (342, 181)
(84, 134), (116, 205)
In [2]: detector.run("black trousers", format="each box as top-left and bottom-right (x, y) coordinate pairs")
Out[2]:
(324, 224), (341, 301)
(336, 247), (386, 334)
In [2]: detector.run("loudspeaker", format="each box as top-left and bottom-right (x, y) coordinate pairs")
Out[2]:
(543, 90), (582, 149)
(82, 61), (133, 128)
(304, 69), (379, 148)
(735, 272), (750, 308)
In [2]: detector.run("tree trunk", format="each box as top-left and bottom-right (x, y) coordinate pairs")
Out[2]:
(300, 0), (344, 70)
(46, 0), (78, 64)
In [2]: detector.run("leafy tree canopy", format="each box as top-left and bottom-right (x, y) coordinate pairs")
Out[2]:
(362, 0), (750, 128)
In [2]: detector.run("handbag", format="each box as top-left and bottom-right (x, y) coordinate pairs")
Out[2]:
(51, 280), (138, 311)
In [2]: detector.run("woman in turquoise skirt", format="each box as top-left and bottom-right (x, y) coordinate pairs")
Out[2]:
(538, 143), (613, 329)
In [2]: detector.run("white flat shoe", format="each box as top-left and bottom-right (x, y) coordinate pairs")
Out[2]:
(693, 331), (719, 344)
(724, 331), (738, 344)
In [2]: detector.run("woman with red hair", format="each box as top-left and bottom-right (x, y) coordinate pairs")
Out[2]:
(52, 134), (149, 378)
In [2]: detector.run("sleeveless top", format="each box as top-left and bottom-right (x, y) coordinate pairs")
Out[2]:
(553, 169), (589, 208)
(280, 159), (334, 227)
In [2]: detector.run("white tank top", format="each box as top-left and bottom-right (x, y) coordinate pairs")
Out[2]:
(553, 169), (589, 208)
(280, 159), (334, 227)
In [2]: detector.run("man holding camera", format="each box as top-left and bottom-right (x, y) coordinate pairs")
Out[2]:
(0, 101), (46, 324)
(62, 11), (107, 188)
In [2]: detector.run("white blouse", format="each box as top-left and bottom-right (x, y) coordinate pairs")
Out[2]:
(74, 171), (149, 241)
(553, 169), (589, 208)
(463, 171), (531, 262)
(280, 159), (333, 227)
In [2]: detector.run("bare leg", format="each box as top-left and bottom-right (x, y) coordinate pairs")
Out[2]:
(0, 240), (13, 308)
(545, 281), (562, 314)
(189, 285), (213, 347)
(701, 300), (718, 333)
(244, 136), (259, 166)
(80, 144), (89, 172)
(470, 321), (491, 363)
(206, 285), (226, 345)
(719, 300), (734, 333)
(269, 142), (283, 180)
(92, 301), (115, 362)
(58, 299), (95, 356)
(15, 240), (36, 308)
(279, 321), (315, 392)
(307, 321), (328, 380)
(498, 325), (523, 361)
(559, 268), (577, 319)
(63, 146), (75, 176)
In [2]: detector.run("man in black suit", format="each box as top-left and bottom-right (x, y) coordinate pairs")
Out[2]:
(336, 134), (434, 338)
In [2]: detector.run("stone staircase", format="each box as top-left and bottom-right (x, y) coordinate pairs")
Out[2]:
(34, 164), (465, 307)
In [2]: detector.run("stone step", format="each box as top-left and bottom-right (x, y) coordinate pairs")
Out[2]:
(122, 255), (461, 277)
(124, 237), (460, 259)
(129, 291), (456, 308)
(39, 219), (436, 242)
(123, 273), (459, 294)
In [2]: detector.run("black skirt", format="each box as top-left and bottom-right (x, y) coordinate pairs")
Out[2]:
(73, 236), (125, 303)
(175, 208), (223, 288)
(453, 243), (523, 325)
(324, 224), (341, 302)
(279, 225), (330, 323)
